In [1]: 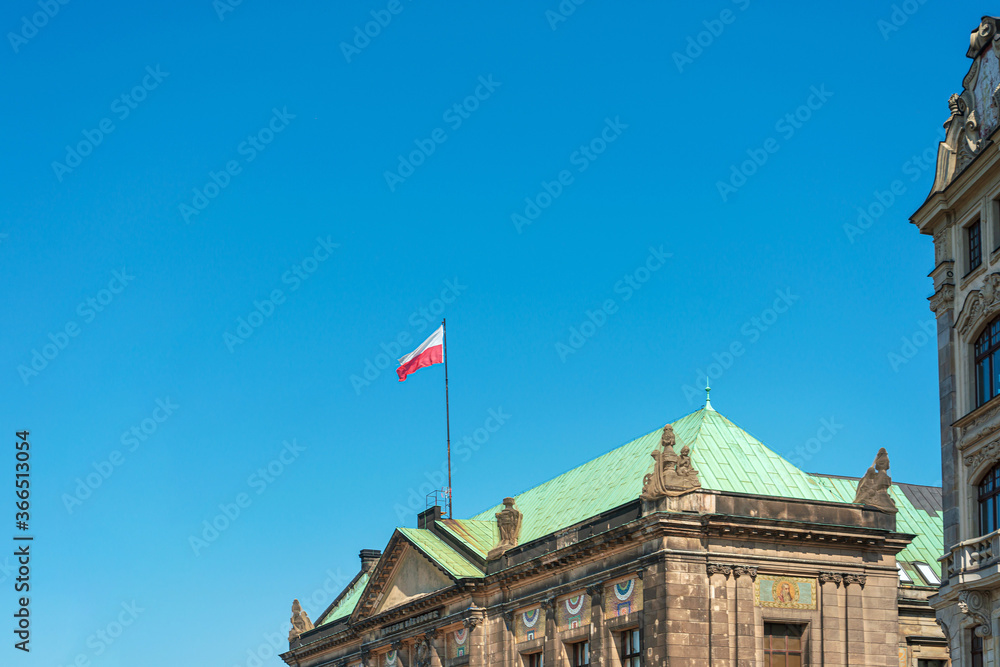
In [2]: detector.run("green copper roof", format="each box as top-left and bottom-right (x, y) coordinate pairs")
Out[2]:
(398, 527), (484, 579)
(470, 408), (845, 543)
(810, 474), (943, 585)
(437, 519), (496, 560)
(318, 571), (369, 626)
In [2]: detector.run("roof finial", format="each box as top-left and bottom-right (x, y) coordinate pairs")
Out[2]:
(705, 383), (714, 411)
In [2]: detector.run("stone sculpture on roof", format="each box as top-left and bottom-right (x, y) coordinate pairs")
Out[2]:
(853, 447), (898, 514)
(641, 424), (701, 500)
(487, 497), (522, 560)
(288, 598), (314, 641)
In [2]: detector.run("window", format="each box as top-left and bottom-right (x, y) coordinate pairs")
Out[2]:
(621, 629), (641, 667)
(571, 641), (590, 667)
(918, 660), (947, 667)
(974, 318), (1000, 407)
(526, 653), (543, 667)
(980, 462), (1000, 535)
(972, 632), (984, 667)
(913, 562), (941, 585)
(969, 220), (983, 273)
(897, 563), (913, 584)
(764, 623), (804, 667)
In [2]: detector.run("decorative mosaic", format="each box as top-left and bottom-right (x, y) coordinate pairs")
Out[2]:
(515, 606), (542, 641)
(753, 575), (816, 610)
(556, 592), (591, 630)
(448, 628), (469, 658)
(384, 650), (399, 667)
(604, 577), (642, 618)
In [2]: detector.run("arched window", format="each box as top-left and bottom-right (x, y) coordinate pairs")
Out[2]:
(975, 319), (1000, 407)
(978, 463), (1000, 535)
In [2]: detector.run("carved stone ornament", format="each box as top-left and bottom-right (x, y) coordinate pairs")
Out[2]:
(933, 226), (953, 264)
(706, 563), (733, 578)
(640, 425), (701, 500)
(959, 274), (1000, 339)
(463, 616), (480, 630)
(853, 448), (898, 514)
(732, 566), (757, 580)
(502, 610), (515, 631)
(843, 574), (867, 588)
(969, 17), (998, 57)
(959, 590), (993, 637)
(929, 284), (955, 314)
(936, 617), (952, 646)
(288, 598), (315, 641)
(542, 598), (555, 620)
(487, 497), (523, 560)
(415, 638), (432, 667)
(586, 584), (603, 605)
(819, 572), (843, 586)
(932, 91), (982, 192)
(965, 437), (1000, 469)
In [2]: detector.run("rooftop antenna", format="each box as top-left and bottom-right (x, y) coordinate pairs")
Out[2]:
(705, 383), (714, 411)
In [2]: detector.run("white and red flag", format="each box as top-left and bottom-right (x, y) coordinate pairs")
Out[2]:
(397, 325), (444, 381)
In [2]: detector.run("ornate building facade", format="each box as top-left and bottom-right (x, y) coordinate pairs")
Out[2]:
(281, 404), (946, 667)
(910, 15), (1000, 667)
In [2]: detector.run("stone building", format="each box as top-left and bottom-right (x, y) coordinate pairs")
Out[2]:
(910, 14), (1000, 667)
(281, 402), (946, 666)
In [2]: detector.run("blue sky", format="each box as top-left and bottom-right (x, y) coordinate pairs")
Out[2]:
(0, 1), (981, 665)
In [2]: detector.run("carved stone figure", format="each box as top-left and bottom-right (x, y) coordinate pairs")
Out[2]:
(641, 425), (701, 500)
(487, 497), (522, 560)
(415, 637), (432, 667)
(288, 598), (314, 641)
(853, 448), (898, 513)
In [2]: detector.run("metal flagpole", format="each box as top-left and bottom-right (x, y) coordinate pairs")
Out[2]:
(443, 318), (452, 518)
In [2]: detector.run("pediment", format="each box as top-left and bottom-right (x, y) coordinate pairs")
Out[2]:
(353, 537), (456, 620)
(957, 273), (1000, 340)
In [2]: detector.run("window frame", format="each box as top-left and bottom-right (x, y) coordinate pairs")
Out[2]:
(525, 652), (543, 667)
(972, 631), (984, 667)
(974, 317), (1000, 408)
(620, 629), (641, 667)
(763, 622), (805, 667)
(571, 641), (590, 667)
(979, 462), (1000, 536)
(969, 218), (983, 275)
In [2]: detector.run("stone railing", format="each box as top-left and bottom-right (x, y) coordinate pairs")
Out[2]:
(942, 529), (1000, 580)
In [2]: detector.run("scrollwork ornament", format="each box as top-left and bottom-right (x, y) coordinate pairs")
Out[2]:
(463, 616), (480, 630)
(843, 574), (867, 588)
(965, 439), (1000, 469)
(707, 564), (733, 578)
(819, 572), (843, 586)
(959, 590), (993, 637)
(733, 566), (757, 580)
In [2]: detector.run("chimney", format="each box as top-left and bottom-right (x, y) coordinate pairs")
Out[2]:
(418, 505), (442, 529)
(360, 549), (381, 573)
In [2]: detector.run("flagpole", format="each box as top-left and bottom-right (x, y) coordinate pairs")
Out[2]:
(443, 318), (452, 518)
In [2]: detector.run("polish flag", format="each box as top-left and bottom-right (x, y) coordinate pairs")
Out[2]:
(397, 325), (444, 381)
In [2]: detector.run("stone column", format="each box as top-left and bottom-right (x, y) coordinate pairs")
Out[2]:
(424, 631), (442, 667)
(843, 575), (866, 667)
(586, 584), (605, 667)
(732, 567), (757, 667)
(640, 564), (668, 667)
(663, 558), (710, 666)
(818, 573), (844, 667)
(467, 618), (485, 667)
(502, 612), (516, 667)
(706, 564), (733, 667)
(543, 600), (557, 667)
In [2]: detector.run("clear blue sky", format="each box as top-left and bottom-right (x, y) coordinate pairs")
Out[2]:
(0, 1), (981, 664)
